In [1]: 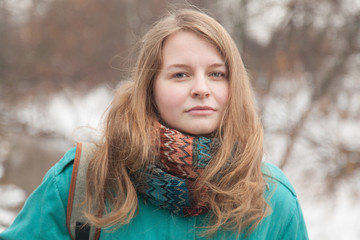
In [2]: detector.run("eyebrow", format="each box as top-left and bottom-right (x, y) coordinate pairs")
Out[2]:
(164, 63), (226, 70)
(164, 64), (191, 70)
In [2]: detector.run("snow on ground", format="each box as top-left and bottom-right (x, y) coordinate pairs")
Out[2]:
(1, 83), (360, 239)
(302, 177), (360, 240)
(0, 185), (26, 232)
(14, 86), (113, 139)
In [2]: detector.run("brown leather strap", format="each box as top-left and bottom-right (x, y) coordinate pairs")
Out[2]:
(66, 142), (83, 238)
(94, 228), (101, 240)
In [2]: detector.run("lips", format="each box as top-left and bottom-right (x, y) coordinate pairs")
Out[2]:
(186, 106), (215, 115)
(187, 106), (215, 111)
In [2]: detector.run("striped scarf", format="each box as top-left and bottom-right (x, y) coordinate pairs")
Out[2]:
(131, 123), (218, 217)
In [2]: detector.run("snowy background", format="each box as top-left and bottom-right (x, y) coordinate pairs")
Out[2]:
(1, 0), (360, 239)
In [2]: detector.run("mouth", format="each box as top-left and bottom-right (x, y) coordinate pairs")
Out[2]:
(186, 106), (215, 115)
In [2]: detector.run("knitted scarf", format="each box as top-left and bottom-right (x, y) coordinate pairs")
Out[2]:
(131, 123), (218, 217)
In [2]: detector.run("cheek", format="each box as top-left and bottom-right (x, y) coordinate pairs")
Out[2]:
(154, 83), (184, 116)
(214, 83), (230, 107)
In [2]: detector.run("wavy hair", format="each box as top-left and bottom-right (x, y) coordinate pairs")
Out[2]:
(84, 8), (269, 236)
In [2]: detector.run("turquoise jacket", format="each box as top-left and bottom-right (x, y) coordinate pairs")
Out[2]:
(0, 147), (308, 240)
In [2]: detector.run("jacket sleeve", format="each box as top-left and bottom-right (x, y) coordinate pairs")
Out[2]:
(0, 148), (76, 240)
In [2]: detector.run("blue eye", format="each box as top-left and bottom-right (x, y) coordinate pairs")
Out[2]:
(174, 73), (187, 78)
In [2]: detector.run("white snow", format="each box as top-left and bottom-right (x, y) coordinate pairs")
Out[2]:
(0, 185), (26, 209)
(0, 185), (26, 230)
(14, 85), (113, 139)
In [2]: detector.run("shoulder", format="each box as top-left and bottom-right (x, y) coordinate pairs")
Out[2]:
(41, 146), (77, 206)
(0, 147), (78, 239)
(261, 162), (297, 212)
(42, 146), (76, 185)
(259, 162), (308, 239)
(49, 147), (77, 176)
(261, 162), (296, 197)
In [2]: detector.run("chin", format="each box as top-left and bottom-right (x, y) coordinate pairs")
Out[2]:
(164, 121), (218, 136)
(184, 127), (216, 136)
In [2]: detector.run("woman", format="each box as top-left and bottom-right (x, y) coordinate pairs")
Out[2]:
(0, 8), (308, 240)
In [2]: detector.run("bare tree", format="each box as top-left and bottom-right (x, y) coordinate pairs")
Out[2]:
(219, 0), (360, 184)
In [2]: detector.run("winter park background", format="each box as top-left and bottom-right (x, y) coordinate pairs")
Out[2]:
(1, 0), (360, 239)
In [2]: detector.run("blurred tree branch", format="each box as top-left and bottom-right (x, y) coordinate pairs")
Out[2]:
(278, 1), (360, 168)
(221, 0), (360, 181)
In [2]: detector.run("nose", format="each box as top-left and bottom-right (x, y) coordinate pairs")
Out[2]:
(190, 75), (210, 98)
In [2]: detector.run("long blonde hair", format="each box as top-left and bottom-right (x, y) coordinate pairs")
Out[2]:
(85, 8), (269, 236)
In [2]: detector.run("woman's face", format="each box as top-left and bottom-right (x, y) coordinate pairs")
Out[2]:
(153, 31), (229, 135)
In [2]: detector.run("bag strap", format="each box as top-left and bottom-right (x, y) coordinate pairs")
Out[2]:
(66, 142), (101, 240)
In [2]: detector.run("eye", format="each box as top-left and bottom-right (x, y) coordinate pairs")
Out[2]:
(210, 72), (226, 78)
(173, 73), (188, 79)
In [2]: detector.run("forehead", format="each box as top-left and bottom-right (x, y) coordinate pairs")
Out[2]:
(161, 31), (225, 67)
